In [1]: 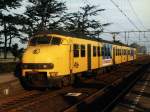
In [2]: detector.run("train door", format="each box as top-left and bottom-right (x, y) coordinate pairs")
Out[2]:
(113, 47), (116, 64)
(98, 45), (100, 68)
(131, 49), (134, 60)
(87, 44), (91, 70)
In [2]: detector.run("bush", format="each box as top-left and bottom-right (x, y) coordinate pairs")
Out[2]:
(0, 62), (16, 73)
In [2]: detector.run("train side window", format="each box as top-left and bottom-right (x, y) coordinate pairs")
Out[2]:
(73, 44), (79, 57)
(105, 46), (108, 58)
(110, 46), (112, 58)
(113, 48), (115, 56)
(108, 47), (110, 58)
(81, 45), (85, 57)
(93, 46), (96, 57)
(117, 49), (119, 56)
(97, 46), (100, 56)
(102, 47), (105, 58)
(120, 49), (122, 55)
(100, 47), (102, 56)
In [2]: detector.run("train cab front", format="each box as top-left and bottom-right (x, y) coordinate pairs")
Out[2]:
(20, 34), (69, 89)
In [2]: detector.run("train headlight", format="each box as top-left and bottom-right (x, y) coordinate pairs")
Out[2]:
(43, 64), (48, 69)
(42, 63), (54, 69)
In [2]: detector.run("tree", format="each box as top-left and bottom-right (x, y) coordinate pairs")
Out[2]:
(0, 0), (22, 58)
(11, 43), (24, 61)
(63, 4), (110, 37)
(24, 0), (67, 37)
(130, 43), (147, 54)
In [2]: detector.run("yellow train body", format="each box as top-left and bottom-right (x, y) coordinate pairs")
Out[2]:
(21, 33), (137, 88)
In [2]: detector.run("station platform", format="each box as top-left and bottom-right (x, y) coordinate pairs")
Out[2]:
(0, 73), (17, 84)
(112, 69), (150, 112)
(0, 73), (23, 99)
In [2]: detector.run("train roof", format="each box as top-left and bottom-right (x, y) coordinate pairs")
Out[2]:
(33, 30), (135, 48)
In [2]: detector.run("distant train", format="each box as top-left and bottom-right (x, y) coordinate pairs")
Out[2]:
(20, 32), (136, 89)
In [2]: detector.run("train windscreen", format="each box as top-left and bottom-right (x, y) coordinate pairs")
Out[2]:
(29, 36), (61, 46)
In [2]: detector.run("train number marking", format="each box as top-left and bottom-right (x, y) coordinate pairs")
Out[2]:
(33, 49), (40, 54)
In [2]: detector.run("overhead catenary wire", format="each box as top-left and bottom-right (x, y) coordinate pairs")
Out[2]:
(109, 0), (141, 31)
(127, 0), (147, 30)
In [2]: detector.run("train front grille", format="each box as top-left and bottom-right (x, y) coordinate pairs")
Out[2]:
(25, 72), (48, 86)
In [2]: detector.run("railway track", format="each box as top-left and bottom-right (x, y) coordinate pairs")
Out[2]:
(0, 57), (149, 112)
(112, 66), (150, 112)
(63, 60), (150, 112)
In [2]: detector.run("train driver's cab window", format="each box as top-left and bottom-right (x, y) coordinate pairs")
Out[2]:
(51, 37), (61, 45)
(30, 36), (61, 46)
(81, 45), (85, 57)
(73, 44), (79, 57)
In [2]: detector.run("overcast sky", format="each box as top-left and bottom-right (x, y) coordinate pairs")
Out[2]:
(66, 0), (150, 30)
(65, 0), (150, 52)
(9, 0), (150, 51)
(67, 0), (149, 39)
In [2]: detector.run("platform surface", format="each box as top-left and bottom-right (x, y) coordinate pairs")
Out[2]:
(0, 73), (17, 84)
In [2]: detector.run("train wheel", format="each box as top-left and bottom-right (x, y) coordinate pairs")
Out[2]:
(62, 76), (70, 86)
(70, 74), (75, 85)
(74, 74), (82, 85)
(55, 78), (63, 89)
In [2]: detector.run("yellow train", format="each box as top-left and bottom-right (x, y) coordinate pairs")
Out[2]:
(20, 32), (136, 89)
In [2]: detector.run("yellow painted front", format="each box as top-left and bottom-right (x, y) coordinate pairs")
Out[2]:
(22, 34), (71, 77)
